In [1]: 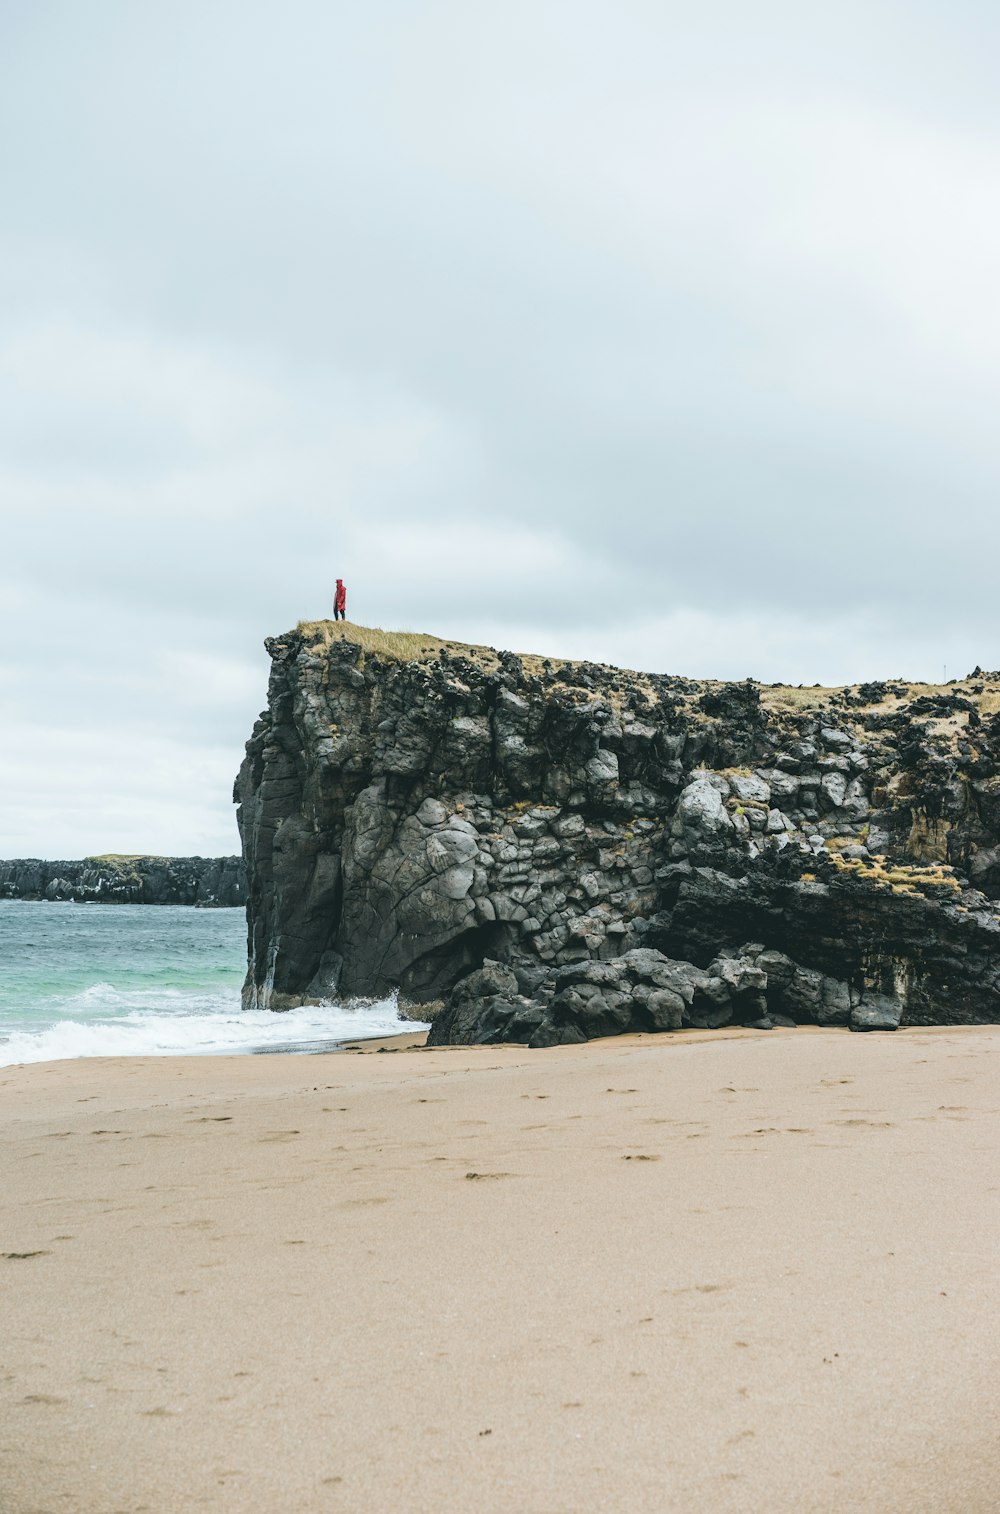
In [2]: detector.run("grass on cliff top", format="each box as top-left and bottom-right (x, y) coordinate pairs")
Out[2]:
(758, 685), (839, 712)
(297, 620), (796, 691)
(84, 855), (179, 869)
(296, 620), (621, 686)
(297, 621), (505, 669)
(295, 622), (995, 718)
(761, 677), (991, 717)
(296, 621), (682, 711)
(86, 854), (162, 863)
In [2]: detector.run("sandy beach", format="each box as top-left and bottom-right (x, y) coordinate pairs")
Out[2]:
(2, 1027), (998, 1514)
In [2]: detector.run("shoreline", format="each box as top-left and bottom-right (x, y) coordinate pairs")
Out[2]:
(344, 1018), (993, 1053)
(3, 1026), (998, 1513)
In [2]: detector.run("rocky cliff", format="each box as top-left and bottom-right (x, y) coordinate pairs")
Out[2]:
(235, 623), (1000, 1043)
(0, 855), (245, 907)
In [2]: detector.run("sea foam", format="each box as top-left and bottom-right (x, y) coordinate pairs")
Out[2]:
(0, 989), (424, 1066)
(0, 901), (423, 1066)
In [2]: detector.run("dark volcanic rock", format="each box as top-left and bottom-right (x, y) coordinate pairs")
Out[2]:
(0, 856), (245, 907)
(234, 626), (1000, 1036)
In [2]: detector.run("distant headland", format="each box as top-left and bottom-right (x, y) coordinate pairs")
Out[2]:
(0, 855), (245, 907)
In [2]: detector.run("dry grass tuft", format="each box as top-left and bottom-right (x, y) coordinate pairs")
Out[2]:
(292, 626), (1000, 729)
(828, 852), (960, 893)
(85, 854), (165, 865)
(292, 622), (666, 707)
(759, 686), (838, 712)
(296, 621), (502, 668)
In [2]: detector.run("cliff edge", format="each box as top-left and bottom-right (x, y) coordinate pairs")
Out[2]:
(235, 622), (1000, 1043)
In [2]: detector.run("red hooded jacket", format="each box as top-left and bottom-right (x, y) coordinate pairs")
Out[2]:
(334, 580), (346, 612)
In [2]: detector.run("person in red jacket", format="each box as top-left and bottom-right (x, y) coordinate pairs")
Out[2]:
(333, 579), (347, 620)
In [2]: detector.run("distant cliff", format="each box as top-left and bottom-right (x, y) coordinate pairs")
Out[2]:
(0, 855), (245, 907)
(235, 623), (1000, 1043)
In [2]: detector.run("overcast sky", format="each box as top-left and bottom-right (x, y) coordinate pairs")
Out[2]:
(3, 1), (1000, 857)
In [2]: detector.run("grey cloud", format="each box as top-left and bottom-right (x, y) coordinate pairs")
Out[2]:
(3, 0), (1000, 851)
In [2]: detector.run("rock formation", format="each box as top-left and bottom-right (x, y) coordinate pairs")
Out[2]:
(0, 855), (245, 907)
(235, 624), (1000, 1043)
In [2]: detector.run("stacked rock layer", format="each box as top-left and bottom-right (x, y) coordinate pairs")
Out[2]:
(235, 624), (1000, 1044)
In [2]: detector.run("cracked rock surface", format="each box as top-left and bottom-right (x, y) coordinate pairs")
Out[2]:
(235, 625), (1000, 1043)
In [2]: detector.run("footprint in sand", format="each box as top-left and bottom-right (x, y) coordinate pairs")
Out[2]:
(622, 1153), (661, 1162)
(832, 1119), (894, 1128)
(668, 1282), (733, 1296)
(739, 1127), (812, 1137)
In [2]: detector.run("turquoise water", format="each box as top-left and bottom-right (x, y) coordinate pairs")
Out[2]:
(0, 901), (419, 1064)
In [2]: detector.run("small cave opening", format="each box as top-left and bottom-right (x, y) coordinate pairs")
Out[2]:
(399, 921), (514, 1002)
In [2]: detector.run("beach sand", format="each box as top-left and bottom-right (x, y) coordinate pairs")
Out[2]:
(2, 1026), (998, 1514)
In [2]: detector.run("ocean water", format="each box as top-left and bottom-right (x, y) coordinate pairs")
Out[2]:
(0, 901), (422, 1066)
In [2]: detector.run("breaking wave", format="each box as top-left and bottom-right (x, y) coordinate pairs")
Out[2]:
(0, 984), (424, 1066)
(0, 901), (424, 1067)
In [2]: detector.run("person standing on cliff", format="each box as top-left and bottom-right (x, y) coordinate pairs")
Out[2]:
(333, 579), (347, 621)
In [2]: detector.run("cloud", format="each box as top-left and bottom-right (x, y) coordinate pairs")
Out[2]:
(2, 0), (999, 852)
(0, 721), (242, 859)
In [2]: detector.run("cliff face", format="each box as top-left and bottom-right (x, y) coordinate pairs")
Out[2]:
(235, 623), (1000, 1043)
(0, 856), (245, 907)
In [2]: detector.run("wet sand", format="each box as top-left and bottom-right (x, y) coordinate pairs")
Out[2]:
(2, 1026), (998, 1513)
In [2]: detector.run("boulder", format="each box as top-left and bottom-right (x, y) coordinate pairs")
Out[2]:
(851, 996), (903, 1032)
(671, 777), (733, 844)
